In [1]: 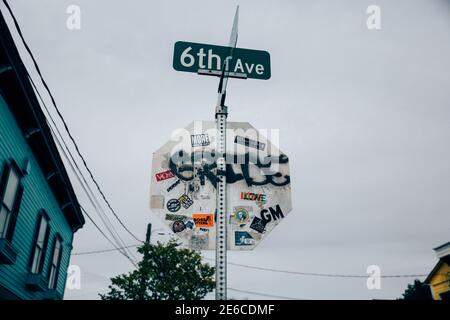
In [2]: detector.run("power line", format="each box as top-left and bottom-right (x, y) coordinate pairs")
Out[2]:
(25, 70), (138, 266)
(71, 242), (433, 279)
(80, 206), (136, 267)
(27, 74), (138, 266)
(2, 0), (142, 243)
(227, 287), (298, 300)
(204, 257), (429, 279)
(73, 244), (141, 256)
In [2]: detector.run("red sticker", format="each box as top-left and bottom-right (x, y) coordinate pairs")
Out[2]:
(155, 169), (175, 182)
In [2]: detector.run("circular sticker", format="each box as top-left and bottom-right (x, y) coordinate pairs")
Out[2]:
(172, 220), (186, 233)
(167, 198), (181, 212)
(234, 208), (250, 224)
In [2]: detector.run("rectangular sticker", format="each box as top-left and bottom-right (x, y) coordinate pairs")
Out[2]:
(241, 192), (267, 203)
(192, 214), (214, 227)
(190, 233), (209, 250)
(235, 231), (255, 246)
(234, 135), (266, 151)
(191, 134), (210, 147)
(155, 169), (175, 182)
(150, 195), (164, 209)
(165, 214), (188, 221)
(178, 194), (194, 209)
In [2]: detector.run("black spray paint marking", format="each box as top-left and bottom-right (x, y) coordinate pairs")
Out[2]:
(168, 150), (290, 189)
(260, 204), (285, 223)
(166, 179), (181, 193)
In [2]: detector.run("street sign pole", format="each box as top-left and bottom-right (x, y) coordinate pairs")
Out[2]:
(215, 6), (239, 301)
(215, 104), (227, 300)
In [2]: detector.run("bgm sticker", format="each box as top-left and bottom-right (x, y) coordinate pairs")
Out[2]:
(155, 169), (175, 182)
(190, 233), (209, 250)
(260, 204), (285, 222)
(192, 214), (214, 227)
(234, 135), (266, 151)
(249, 216), (267, 233)
(178, 194), (194, 209)
(241, 192), (267, 203)
(172, 220), (186, 233)
(235, 231), (255, 246)
(191, 133), (210, 147)
(167, 198), (181, 212)
(232, 207), (251, 225)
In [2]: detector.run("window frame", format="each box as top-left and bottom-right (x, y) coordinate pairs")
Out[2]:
(0, 160), (24, 242)
(29, 211), (50, 274)
(47, 233), (63, 290)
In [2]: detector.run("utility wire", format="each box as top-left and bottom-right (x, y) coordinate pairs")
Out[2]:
(27, 74), (137, 266)
(227, 287), (298, 300)
(71, 243), (434, 279)
(204, 257), (430, 279)
(73, 244), (141, 256)
(79, 205), (123, 252)
(2, 0), (142, 243)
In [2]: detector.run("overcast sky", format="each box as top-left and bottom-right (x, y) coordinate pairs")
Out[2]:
(3, 0), (450, 299)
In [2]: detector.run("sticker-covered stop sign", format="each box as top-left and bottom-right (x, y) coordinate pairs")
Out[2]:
(150, 121), (291, 250)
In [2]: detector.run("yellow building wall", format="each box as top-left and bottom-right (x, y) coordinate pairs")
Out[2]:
(429, 262), (450, 300)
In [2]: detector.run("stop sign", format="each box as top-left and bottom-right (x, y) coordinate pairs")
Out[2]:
(150, 121), (291, 250)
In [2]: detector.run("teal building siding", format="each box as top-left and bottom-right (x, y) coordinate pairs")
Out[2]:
(0, 95), (73, 299)
(0, 8), (84, 299)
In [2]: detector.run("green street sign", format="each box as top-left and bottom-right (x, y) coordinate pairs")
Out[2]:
(173, 41), (271, 80)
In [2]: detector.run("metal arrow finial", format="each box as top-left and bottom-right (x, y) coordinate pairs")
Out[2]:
(228, 5), (239, 49)
(217, 6), (239, 100)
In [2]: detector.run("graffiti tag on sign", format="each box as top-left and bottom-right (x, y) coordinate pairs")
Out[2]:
(235, 135), (266, 151)
(169, 151), (290, 189)
(191, 134), (210, 147)
(155, 169), (175, 182)
(192, 214), (214, 227)
(260, 204), (284, 223)
(235, 231), (255, 246)
(166, 179), (181, 192)
(178, 194), (194, 209)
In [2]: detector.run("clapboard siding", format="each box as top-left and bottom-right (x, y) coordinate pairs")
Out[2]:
(0, 94), (74, 299)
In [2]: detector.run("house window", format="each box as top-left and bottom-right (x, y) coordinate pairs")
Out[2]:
(0, 162), (24, 241)
(48, 235), (63, 290)
(30, 213), (50, 274)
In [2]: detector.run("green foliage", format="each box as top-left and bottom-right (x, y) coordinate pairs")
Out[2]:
(99, 241), (215, 300)
(401, 279), (433, 300)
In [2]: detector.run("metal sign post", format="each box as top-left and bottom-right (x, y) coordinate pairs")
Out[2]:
(215, 6), (239, 301)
